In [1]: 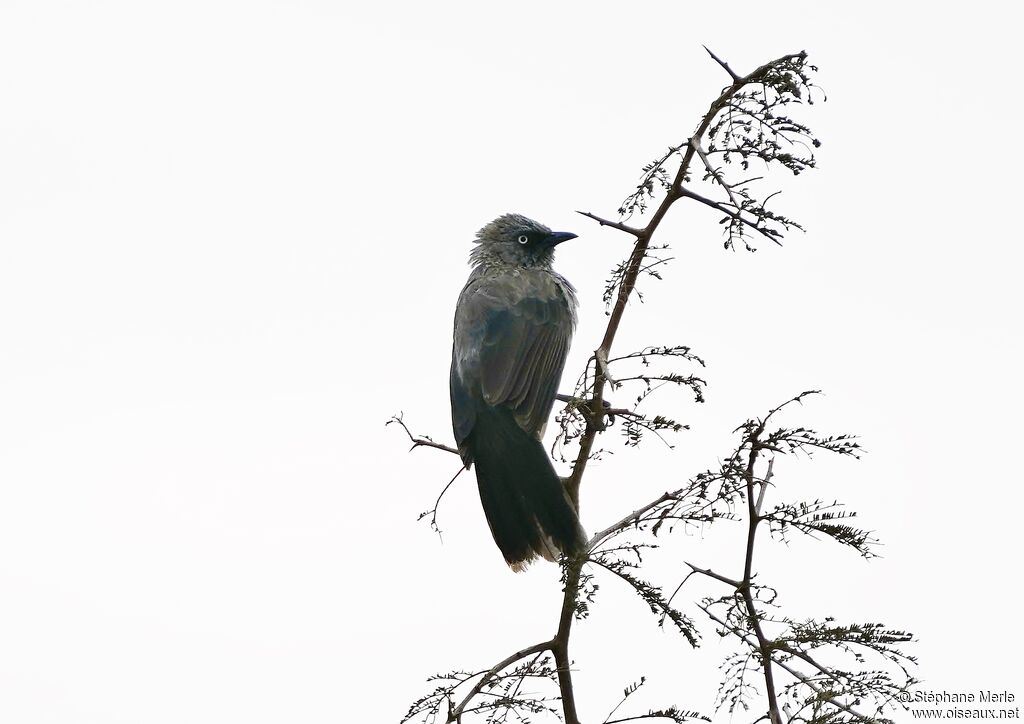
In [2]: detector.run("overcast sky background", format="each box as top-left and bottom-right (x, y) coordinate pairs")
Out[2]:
(2, 1), (1021, 722)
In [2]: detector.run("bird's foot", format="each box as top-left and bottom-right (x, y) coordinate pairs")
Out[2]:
(557, 393), (616, 430)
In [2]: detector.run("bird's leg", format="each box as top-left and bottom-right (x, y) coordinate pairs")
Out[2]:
(556, 393), (616, 430)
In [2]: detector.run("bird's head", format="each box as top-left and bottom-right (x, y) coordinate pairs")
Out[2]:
(469, 214), (578, 269)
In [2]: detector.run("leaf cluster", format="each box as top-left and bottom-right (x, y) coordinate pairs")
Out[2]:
(618, 52), (822, 252)
(402, 656), (561, 724)
(552, 346), (705, 462)
(588, 542), (700, 647)
(708, 593), (917, 723)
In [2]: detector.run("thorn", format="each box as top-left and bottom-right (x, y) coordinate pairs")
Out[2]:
(703, 45), (741, 83)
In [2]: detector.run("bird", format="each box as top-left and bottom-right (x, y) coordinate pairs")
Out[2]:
(450, 213), (587, 571)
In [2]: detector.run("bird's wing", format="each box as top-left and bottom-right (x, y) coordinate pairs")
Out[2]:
(452, 272), (573, 443)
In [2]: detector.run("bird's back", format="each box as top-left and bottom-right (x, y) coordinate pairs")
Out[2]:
(451, 265), (576, 448)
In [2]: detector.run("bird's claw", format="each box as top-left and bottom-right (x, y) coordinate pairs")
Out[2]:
(557, 394), (617, 428)
(584, 397), (616, 430)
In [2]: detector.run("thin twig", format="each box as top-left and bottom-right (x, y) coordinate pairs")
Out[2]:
(601, 677), (647, 724)
(420, 465), (468, 536)
(606, 714), (689, 724)
(387, 415), (460, 456)
(577, 210), (644, 237)
(754, 458), (774, 516)
(691, 137), (740, 208)
(678, 188), (783, 246)
(684, 561), (743, 589)
(587, 492), (674, 549)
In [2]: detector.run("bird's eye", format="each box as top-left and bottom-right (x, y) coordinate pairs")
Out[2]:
(517, 234), (529, 245)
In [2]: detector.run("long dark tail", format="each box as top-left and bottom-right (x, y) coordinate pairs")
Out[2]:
(467, 406), (587, 571)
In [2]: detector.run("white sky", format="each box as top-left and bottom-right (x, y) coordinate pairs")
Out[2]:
(1, 1), (1021, 722)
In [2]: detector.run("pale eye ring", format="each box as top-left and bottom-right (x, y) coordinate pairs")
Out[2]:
(517, 234), (529, 245)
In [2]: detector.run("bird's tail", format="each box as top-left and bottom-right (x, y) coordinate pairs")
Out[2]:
(468, 406), (587, 571)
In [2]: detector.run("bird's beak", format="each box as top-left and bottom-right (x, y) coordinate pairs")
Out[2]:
(544, 231), (578, 247)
